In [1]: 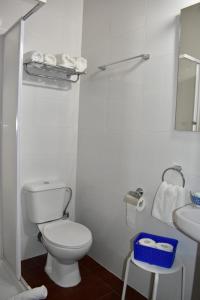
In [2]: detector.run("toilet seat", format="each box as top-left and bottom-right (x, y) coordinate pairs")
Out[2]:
(42, 219), (92, 249)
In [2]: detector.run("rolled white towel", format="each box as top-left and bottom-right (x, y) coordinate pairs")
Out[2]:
(74, 57), (87, 73)
(9, 285), (48, 300)
(43, 53), (56, 66)
(23, 51), (43, 63)
(56, 53), (76, 69)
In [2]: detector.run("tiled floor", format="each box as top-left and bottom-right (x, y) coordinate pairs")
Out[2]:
(22, 255), (146, 300)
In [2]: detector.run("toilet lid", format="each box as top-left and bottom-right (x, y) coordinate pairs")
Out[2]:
(43, 220), (92, 249)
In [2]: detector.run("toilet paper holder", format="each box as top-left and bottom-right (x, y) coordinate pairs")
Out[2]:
(129, 188), (143, 199)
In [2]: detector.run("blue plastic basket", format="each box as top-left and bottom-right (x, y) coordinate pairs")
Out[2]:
(191, 192), (200, 206)
(134, 232), (178, 268)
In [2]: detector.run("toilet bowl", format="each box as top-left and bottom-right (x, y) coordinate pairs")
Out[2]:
(38, 219), (92, 287)
(23, 180), (93, 288)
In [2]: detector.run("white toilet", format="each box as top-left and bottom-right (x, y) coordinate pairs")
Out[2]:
(23, 180), (92, 288)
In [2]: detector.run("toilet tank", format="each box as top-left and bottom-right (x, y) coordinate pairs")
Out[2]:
(23, 180), (67, 224)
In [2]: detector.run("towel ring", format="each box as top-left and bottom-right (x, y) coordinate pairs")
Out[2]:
(162, 166), (185, 187)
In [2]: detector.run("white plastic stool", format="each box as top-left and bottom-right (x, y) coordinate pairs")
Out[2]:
(121, 251), (185, 300)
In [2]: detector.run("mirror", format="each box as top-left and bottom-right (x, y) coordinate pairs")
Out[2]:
(176, 3), (200, 131)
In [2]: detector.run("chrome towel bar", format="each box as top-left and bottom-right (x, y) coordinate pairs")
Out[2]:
(98, 53), (150, 71)
(162, 166), (185, 187)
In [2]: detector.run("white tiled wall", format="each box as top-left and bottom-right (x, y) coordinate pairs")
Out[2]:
(77, 1), (200, 299)
(20, 0), (83, 259)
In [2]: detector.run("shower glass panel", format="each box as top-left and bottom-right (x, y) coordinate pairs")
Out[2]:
(1, 20), (24, 279)
(176, 2), (200, 131)
(176, 57), (197, 131)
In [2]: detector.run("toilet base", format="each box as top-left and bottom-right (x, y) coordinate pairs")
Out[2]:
(45, 254), (81, 287)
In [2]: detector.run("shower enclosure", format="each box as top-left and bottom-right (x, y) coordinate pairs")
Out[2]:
(0, 1), (46, 298)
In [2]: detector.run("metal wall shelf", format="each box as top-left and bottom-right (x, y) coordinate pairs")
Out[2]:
(23, 61), (85, 83)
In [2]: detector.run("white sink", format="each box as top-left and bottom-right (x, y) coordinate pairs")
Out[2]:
(174, 204), (200, 242)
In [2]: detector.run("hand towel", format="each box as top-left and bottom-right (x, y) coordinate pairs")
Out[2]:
(56, 53), (76, 69)
(152, 181), (190, 227)
(74, 57), (87, 73)
(9, 285), (47, 300)
(43, 53), (56, 66)
(23, 51), (43, 63)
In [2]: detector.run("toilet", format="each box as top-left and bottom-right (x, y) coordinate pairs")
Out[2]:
(23, 180), (92, 288)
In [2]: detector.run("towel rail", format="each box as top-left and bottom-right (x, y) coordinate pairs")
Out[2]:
(98, 53), (150, 71)
(162, 166), (185, 187)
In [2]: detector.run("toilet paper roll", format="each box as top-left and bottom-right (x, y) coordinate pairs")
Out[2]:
(138, 238), (156, 248)
(136, 197), (146, 212)
(126, 202), (136, 228)
(124, 192), (146, 211)
(124, 192), (140, 205)
(124, 192), (146, 228)
(156, 242), (173, 252)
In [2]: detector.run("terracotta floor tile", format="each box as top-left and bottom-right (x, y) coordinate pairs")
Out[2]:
(64, 274), (112, 300)
(94, 265), (123, 294)
(126, 286), (147, 300)
(22, 255), (146, 300)
(79, 255), (100, 272)
(98, 291), (121, 300)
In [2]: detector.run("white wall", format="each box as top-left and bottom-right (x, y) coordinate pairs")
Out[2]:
(77, 1), (200, 299)
(21, 0), (83, 259)
(0, 35), (3, 258)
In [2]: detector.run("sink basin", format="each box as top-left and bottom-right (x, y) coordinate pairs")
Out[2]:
(174, 205), (200, 242)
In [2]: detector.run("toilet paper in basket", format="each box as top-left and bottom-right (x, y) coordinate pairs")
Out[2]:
(138, 238), (156, 248)
(137, 239), (174, 252)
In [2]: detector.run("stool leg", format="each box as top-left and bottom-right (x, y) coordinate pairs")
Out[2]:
(181, 265), (186, 300)
(121, 255), (132, 300)
(151, 273), (159, 300)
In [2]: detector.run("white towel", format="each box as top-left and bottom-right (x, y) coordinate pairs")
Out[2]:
(23, 51), (43, 63)
(9, 286), (47, 300)
(152, 181), (190, 227)
(74, 57), (87, 73)
(56, 53), (76, 69)
(43, 53), (56, 66)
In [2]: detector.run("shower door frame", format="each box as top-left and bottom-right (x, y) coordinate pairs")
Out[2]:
(1, 0), (47, 282)
(1, 19), (24, 280)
